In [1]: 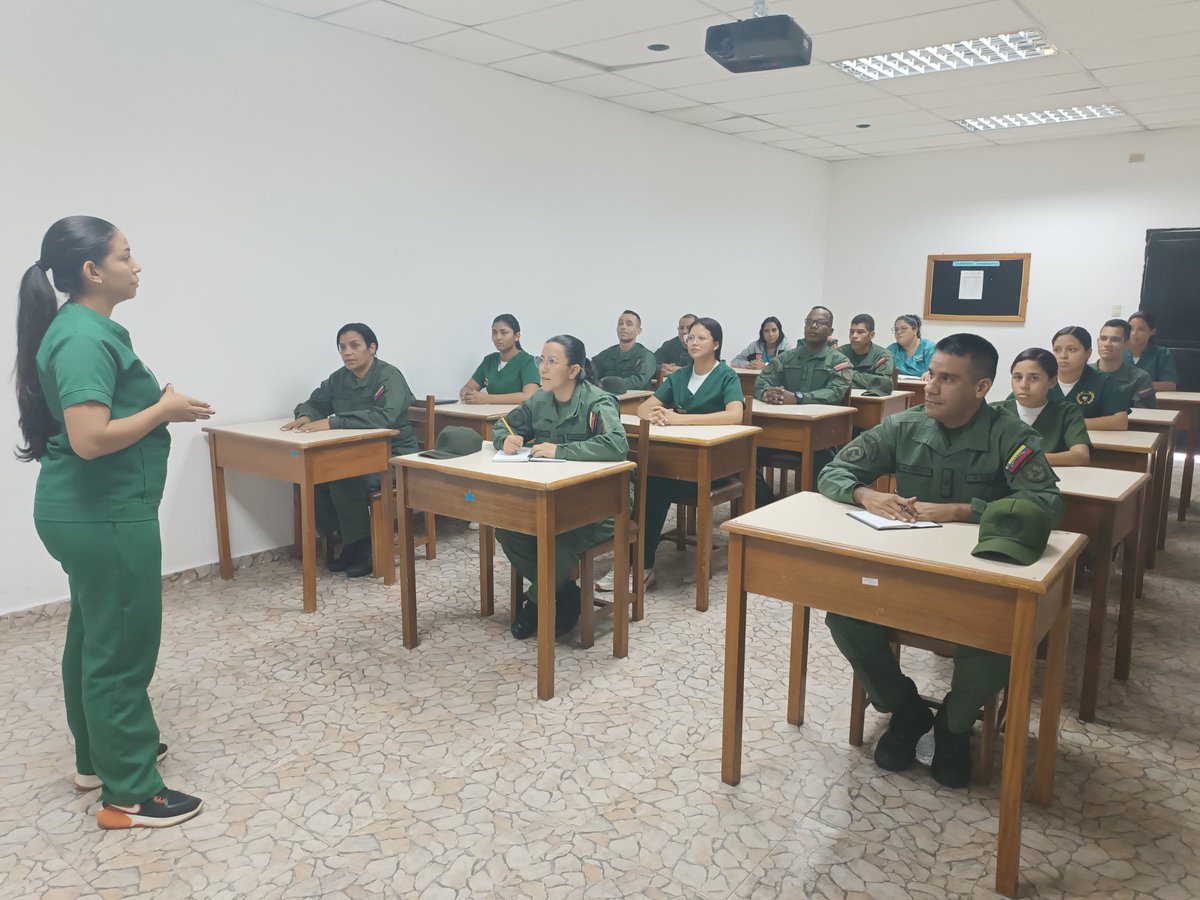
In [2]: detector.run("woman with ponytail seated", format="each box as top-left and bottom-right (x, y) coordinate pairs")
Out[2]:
(459, 313), (540, 405)
(493, 335), (629, 640)
(17, 217), (212, 829)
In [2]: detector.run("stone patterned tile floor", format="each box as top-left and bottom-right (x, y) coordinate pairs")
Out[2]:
(3, 464), (1200, 899)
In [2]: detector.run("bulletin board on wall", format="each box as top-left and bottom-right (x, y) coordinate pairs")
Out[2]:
(924, 253), (1031, 323)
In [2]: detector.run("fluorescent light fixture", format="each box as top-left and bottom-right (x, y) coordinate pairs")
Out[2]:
(956, 104), (1126, 131)
(833, 30), (1054, 82)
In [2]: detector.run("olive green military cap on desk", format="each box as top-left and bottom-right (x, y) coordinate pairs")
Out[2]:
(420, 426), (483, 459)
(971, 498), (1053, 566)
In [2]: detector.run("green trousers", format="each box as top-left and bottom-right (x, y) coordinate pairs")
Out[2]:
(35, 518), (165, 805)
(315, 473), (381, 545)
(497, 519), (614, 605)
(826, 613), (1010, 734)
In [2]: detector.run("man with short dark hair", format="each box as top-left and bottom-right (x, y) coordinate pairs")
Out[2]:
(753, 306), (852, 406)
(654, 313), (698, 376)
(593, 310), (658, 394)
(1093, 318), (1156, 409)
(818, 333), (1062, 787)
(838, 313), (894, 394)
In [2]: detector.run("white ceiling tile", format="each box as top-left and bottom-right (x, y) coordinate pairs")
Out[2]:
(1041, 3), (1200, 48)
(1122, 93), (1200, 115)
(764, 135), (845, 151)
(1020, 0), (1190, 26)
(554, 72), (648, 98)
(250, 0), (361, 16)
(713, 0), (1006, 37)
(802, 148), (868, 160)
(559, 15), (733, 68)
(736, 126), (807, 142)
(670, 63), (857, 103)
(477, 0), (716, 51)
(903, 71), (1098, 110)
(323, 2), (458, 43)
(853, 133), (988, 154)
(718, 82), (890, 116)
(929, 87), (1119, 120)
(761, 101), (938, 129)
(413, 28), (533, 64)
(1070, 31), (1200, 71)
(658, 104), (739, 123)
(1092, 55), (1200, 86)
(609, 90), (695, 112)
(618, 55), (737, 89)
(490, 51), (601, 82)
(1136, 106), (1200, 126)
(836, 121), (971, 145)
(390, 1), (569, 27)
(701, 115), (777, 133)
(803, 109), (950, 136)
(1107, 74), (1200, 102)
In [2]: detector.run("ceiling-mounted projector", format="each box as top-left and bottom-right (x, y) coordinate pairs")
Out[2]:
(705, 13), (812, 73)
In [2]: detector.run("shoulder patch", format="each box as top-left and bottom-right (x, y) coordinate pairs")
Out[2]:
(833, 360), (852, 372)
(1005, 443), (1034, 474)
(373, 385), (386, 401)
(872, 356), (889, 370)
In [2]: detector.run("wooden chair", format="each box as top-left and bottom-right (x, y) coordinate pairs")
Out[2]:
(847, 630), (1004, 786)
(371, 394), (437, 575)
(509, 419), (651, 649)
(672, 401), (753, 554)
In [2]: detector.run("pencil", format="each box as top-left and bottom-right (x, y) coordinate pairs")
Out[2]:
(499, 415), (515, 437)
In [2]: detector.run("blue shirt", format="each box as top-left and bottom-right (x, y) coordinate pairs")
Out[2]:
(886, 338), (937, 377)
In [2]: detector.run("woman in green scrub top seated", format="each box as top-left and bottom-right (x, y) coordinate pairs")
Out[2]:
(1050, 325), (1128, 431)
(994, 348), (1091, 467)
(282, 323), (419, 577)
(493, 335), (629, 640)
(1126, 311), (1178, 392)
(886, 314), (937, 380)
(19, 217), (212, 829)
(596, 316), (743, 595)
(459, 313), (540, 404)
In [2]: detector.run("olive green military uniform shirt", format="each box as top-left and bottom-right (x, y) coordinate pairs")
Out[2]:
(1091, 361), (1156, 409)
(294, 358), (419, 456)
(818, 403), (1063, 525)
(1050, 366), (1127, 420)
(592, 342), (658, 392)
(1125, 343), (1178, 385)
(491, 380), (628, 461)
(469, 350), (539, 395)
(654, 362), (743, 414)
(34, 302), (170, 523)
(994, 397), (1092, 455)
(837, 344), (894, 394)
(753, 344), (854, 405)
(654, 337), (691, 368)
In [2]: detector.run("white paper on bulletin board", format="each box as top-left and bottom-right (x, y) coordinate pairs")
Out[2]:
(958, 270), (984, 300)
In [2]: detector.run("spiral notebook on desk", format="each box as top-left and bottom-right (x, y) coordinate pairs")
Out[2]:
(493, 449), (565, 463)
(847, 510), (941, 530)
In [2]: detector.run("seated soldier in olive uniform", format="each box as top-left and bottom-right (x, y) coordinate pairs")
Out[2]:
(837, 313), (894, 395)
(592, 310), (659, 394)
(818, 334), (1063, 787)
(1093, 318), (1156, 409)
(494, 334), (629, 639)
(282, 323), (419, 577)
(994, 348), (1091, 467)
(654, 313), (698, 377)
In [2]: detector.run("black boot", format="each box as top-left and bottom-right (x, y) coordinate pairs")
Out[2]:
(931, 700), (973, 788)
(873, 677), (934, 772)
(345, 541), (374, 578)
(555, 583), (582, 638)
(511, 597), (538, 640)
(328, 538), (360, 573)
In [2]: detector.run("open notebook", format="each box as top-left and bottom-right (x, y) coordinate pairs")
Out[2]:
(847, 510), (941, 530)
(493, 449), (565, 463)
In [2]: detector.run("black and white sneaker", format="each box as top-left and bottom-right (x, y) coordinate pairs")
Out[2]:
(97, 788), (203, 829)
(74, 743), (169, 792)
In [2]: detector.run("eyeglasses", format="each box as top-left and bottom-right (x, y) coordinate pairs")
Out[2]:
(683, 334), (711, 344)
(804, 318), (831, 328)
(891, 327), (913, 334)
(535, 356), (563, 367)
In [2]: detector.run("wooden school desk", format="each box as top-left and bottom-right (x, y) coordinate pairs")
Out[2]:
(1086, 428), (1161, 596)
(616, 390), (653, 414)
(730, 366), (760, 398)
(1155, 392), (1200, 521)
(1128, 407), (1179, 556)
(619, 415), (759, 612)
(750, 400), (856, 492)
(719, 492), (1087, 898)
(1056, 467), (1149, 723)
(391, 447), (635, 700)
(204, 420), (398, 613)
(407, 401), (516, 441)
(897, 377), (927, 405)
(849, 388), (913, 430)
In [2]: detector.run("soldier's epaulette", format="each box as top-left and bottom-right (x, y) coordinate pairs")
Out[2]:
(1005, 443), (1034, 474)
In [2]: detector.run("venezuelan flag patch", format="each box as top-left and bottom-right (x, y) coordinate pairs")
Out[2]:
(833, 360), (852, 372)
(1006, 443), (1034, 474)
(589, 410), (599, 433)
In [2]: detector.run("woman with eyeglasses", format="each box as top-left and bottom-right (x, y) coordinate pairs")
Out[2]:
(596, 317), (743, 596)
(731, 316), (791, 369)
(493, 335), (629, 640)
(886, 314), (937, 380)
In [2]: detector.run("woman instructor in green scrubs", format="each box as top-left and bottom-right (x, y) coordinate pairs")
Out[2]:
(17, 217), (211, 829)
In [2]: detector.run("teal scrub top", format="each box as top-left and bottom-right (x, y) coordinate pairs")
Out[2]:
(1125, 343), (1178, 385)
(886, 337), (937, 377)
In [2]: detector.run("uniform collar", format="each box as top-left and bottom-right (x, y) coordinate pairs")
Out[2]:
(912, 402), (994, 453)
(62, 300), (130, 342)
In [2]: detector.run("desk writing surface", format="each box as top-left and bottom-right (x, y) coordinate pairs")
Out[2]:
(850, 389), (914, 403)
(1128, 408), (1180, 426)
(415, 402), (517, 418)
(1155, 391), (1200, 403)
(618, 415), (760, 445)
(203, 419), (397, 446)
(1086, 430), (1160, 452)
(897, 378), (926, 387)
(730, 367), (760, 377)
(750, 400), (855, 420)
(723, 492), (1084, 590)
(393, 446), (634, 490)
(1056, 467), (1149, 503)
(617, 390), (653, 402)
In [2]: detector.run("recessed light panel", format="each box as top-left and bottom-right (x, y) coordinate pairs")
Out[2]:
(833, 31), (1054, 82)
(956, 104), (1126, 131)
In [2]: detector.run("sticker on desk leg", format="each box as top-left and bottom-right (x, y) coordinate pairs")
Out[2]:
(862, 577), (879, 586)
(465, 491), (475, 503)
(290, 450), (298, 457)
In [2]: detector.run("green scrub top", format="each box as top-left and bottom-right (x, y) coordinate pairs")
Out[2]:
(491, 380), (628, 461)
(1092, 361), (1156, 409)
(34, 302), (170, 523)
(838, 344), (894, 394)
(994, 397), (1092, 455)
(294, 358), (419, 456)
(819, 403), (1062, 525)
(1125, 343), (1178, 385)
(753, 344), (854, 405)
(1050, 366), (1128, 419)
(654, 336), (691, 368)
(470, 350), (539, 395)
(592, 342), (658, 391)
(654, 362), (743, 415)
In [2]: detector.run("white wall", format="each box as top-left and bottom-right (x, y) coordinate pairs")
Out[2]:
(0, 0), (830, 613)
(824, 126), (1200, 398)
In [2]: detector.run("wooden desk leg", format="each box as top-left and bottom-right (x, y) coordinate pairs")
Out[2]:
(1179, 420), (1197, 522)
(799, 438), (815, 493)
(695, 449), (713, 612)
(741, 438), (757, 515)
(299, 480), (318, 614)
(396, 469), (418, 649)
(722, 534), (748, 786)
(786, 605), (809, 726)
(479, 525), (495, 618)
(1115, 494), (1143, 682)
(996, 590), (1038, 898)
(424, 512), (437, 561)
(1034, 565), (1074, 807)
(612, 477), (630, 659)
(536, 494), (557, 701)
(1080, 522), (1114, 723)
(1158, 428), (1174, 551)
(1144, 448), (1163, 572)
(207, 435), (234, 580)
(292, 486), (302, 560)
(379, 459), (396, 586)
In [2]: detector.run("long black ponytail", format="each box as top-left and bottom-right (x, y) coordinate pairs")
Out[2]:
(546, 334), (598, 385)
(15, 216), (117, 461)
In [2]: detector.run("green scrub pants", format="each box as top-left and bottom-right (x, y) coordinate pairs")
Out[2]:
(35, 518), (165, 805)
(497, 519), (614, 605)
(315, 473), (381, 545)
(826, 613), (1010, 734)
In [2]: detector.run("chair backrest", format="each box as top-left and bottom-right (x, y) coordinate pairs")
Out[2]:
(741, 396), (754, 426)
(891, 370), (900, 390)
(650, 365), (663, 388)
(421, 394), (436, 450)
